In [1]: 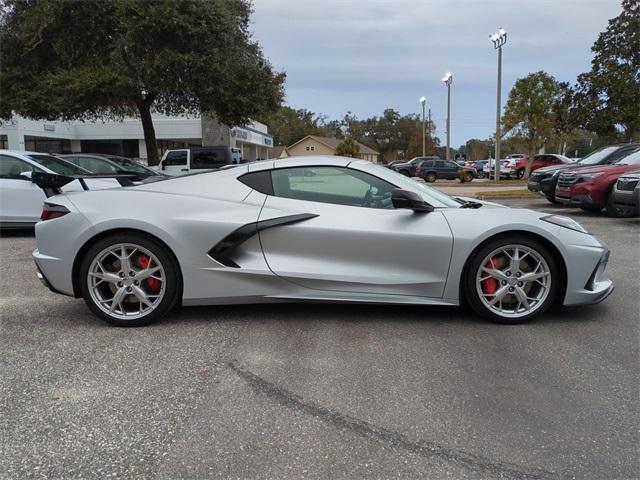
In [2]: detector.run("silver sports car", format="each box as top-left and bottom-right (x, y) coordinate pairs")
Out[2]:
(32, 156), (613, 327)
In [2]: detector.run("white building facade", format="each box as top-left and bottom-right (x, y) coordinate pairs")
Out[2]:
(0, 115), (273, 161)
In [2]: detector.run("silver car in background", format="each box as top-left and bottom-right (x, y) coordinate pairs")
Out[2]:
(31, 156), (613, 327)
(611, 170), (640, 217)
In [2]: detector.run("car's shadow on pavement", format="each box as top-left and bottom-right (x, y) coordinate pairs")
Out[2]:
(153, 301), (604, 329)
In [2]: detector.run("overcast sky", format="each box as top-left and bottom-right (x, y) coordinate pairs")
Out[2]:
(251, 0), (621, 147)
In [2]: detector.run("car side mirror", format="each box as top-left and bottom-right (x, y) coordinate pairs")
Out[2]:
(392, 188), (434, 213)
(19, 171), (33, 180)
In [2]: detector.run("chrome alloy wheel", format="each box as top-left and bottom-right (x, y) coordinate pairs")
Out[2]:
(87, 243), (166, 320)
(475, 244), (551, 319)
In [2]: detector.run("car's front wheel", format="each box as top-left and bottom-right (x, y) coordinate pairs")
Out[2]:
(464, 236), (560, 324)
(425, 172), (437, 183)
(79, 232), (181, 327)
(515, 169), (525, 179)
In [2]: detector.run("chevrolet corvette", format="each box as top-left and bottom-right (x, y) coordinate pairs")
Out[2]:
(32, 156), (613, 327)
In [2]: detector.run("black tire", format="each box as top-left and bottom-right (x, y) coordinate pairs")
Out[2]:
(425, 172), (437, 183)
(399, 169), (410, 177)
(79, 232), (181, 327)
(463, 235), (561, 324)
(605, 190), (634, 217)
(463, 172), (473, 183)
(545, 195), (558, 204)
(515, 169), (525, 179)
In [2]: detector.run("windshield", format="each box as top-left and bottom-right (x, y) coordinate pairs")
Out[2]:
(27, 154), (89, 175)
(106, 156), (157, 175)
(367, 164), (461, 208)
(578, 146), (620, 166)
(618, 150), (640, 165)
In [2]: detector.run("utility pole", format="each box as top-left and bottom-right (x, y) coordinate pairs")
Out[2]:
(442, 72), (453, 160)
(420, 96), (426, 157)
(490, 28), (507, 182)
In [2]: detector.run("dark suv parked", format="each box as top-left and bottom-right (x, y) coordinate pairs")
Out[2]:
(527, 143), (639, 203)
(416, 159), (476, 182)
(388, 156), (439, 177)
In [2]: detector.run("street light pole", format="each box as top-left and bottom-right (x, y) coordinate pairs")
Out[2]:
(420, 96), (427, 156)
(490, 28), (507, 182)
(442, 72), (452, 161)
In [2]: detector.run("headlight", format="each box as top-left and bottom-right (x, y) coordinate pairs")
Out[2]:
(541, 215), (589, 234)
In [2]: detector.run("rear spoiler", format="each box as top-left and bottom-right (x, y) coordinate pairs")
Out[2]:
(32, 172), (139, 198)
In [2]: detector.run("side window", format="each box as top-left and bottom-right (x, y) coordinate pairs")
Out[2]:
(271, 166), (396, 209)
(424, 160), (435, 168)
(0, 155), (41, 179)
(76, 157), (117, 173)
(163, 151), (188, 166)
(435, 160), (445, 168)
(191, 149), (227, 169)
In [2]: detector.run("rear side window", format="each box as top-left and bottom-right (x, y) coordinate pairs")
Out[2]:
(163, 151), (187, 166)
(191, 149), (229, 169)
(238, 171), (273, 195)
(423, 160), (435, 167)
(0, 155), (43, 178)
(435, 161), (445, 168)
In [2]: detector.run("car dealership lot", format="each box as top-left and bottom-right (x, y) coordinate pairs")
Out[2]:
(0, 198), (638, 480)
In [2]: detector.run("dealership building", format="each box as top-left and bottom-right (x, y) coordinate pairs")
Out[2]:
(0, 114), (274, 162)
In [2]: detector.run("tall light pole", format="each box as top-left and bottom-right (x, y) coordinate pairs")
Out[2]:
(419, 96), (427, 156)
(442, 72), (452, 160)
(490, 27), (507, 181)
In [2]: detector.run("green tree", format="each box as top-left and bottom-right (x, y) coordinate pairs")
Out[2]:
(258, 106), (323, 146)
(502, 71), (561, 176)
(335, 138), (360, 158)
(573, 0), (640, 141)
(0, 0), (285, 164)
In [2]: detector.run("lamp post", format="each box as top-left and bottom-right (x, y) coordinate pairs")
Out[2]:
(441, 72), (452, 160)
(419, 96), (427, 156)
(490, 27), (507, 182)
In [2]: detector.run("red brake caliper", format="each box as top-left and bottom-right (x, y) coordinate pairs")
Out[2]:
(481, 256), (499, 295)
(137, 254), (161, 292)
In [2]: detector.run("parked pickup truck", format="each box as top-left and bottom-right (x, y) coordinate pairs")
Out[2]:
(158, 147), (242, 176)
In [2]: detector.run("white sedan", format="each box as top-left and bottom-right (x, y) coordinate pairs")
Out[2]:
(0, 150), (115, 228)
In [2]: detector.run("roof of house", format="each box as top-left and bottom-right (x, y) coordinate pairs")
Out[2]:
(270, 146), (288, 157)
(288, 135), (379, 155)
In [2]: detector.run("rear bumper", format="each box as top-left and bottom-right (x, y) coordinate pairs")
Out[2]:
(34, 253), (73, 297)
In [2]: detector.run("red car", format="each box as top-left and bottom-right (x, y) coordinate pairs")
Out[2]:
(555, 148), (640, 215)
(512, 154), (572, 179)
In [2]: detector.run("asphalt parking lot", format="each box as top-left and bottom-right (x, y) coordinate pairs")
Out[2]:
(1, 197), (638, 480)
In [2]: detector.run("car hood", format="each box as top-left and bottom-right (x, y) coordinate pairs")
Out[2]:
(534, 163), (579, 174)
(567, 164), (637, 175)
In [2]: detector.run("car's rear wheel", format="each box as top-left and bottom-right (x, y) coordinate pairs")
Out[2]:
(515, 169), (525, 179)
(464, 236), (560, 324)
(461, 172), (474, 183)
(425, 172), (437, 183)
(79, 233), (180, 327)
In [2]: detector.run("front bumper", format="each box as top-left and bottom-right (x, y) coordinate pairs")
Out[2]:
(563, 245), (614, 307)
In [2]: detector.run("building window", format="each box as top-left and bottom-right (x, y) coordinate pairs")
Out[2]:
(305, 146), (310, 151)
(24, 136), (71, 154)
(80, 139), (139, 158)
(311, 146), (315, 151)
(0, 135), (7, 150)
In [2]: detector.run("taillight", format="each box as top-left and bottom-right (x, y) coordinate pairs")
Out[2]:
(40, 203), (69, 221)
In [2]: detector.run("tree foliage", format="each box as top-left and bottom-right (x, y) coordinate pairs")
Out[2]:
(502, 71), (561, 175)
(257, 106), (324, 146)
(335, 138), (360, 158)
(573, 0), (640, 141)
(0, 0), (285, 164)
